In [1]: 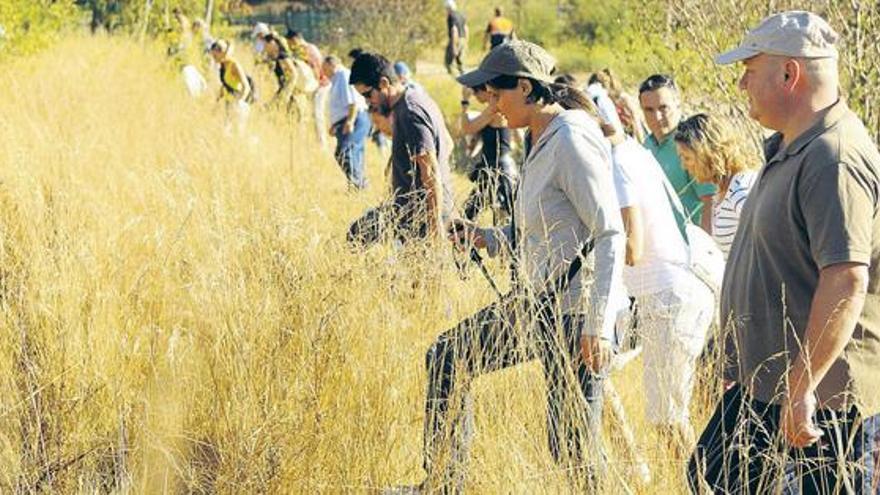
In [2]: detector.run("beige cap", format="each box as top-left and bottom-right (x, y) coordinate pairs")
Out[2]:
(715, 11), (839, 65)
(457, 39), (556, 87)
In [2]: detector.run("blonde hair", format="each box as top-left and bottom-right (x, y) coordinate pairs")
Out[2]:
(674, 113), (758, 184)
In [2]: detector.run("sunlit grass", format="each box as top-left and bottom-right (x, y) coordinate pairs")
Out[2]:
(0, 35), (719, 493)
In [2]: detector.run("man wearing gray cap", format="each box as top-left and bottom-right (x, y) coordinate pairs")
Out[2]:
(689, 11), (880, 493)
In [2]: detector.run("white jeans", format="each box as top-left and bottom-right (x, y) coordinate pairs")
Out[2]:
(637, 274), (714, 425)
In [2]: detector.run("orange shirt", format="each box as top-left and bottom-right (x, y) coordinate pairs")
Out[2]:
(486, 16), (514, 35)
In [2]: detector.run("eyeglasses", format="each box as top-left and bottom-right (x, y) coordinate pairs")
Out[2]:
(359, 87), (375, 99)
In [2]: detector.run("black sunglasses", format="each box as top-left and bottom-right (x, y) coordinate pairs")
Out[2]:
(359, 87), (376, 99)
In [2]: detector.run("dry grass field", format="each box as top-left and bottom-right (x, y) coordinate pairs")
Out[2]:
(0, 36), (719, 493)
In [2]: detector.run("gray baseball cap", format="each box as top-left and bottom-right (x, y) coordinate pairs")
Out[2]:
(715, 11), (839, 65)
(457, 39), (557, 88)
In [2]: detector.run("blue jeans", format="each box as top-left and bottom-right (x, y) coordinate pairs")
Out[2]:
(333, 110), (369, 189)
(688, 384), (880, 493)
(424, 292), (607, 491)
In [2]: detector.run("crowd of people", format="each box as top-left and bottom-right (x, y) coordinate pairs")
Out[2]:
(167, 6), (880, 494)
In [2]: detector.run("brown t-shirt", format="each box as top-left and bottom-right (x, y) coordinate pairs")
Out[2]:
(721, 99), (880, 414)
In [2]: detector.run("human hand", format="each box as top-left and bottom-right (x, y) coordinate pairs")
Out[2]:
(580, 335), (613, 373)
(781, 387), (822, 448)
(342, 120), (354, 135)
(447, 219), (487, 251)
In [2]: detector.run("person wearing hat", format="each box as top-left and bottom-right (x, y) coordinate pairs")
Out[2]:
(444, 0), (468, 75)
(688, 11), (880, 493)
(402, 40), (625, 492)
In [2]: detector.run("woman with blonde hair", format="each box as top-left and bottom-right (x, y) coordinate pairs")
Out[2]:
(674, 113), (759, 258)
(210, 39), (253, 133)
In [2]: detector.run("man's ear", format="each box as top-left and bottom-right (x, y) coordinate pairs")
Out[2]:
(782, 59), (801, 90)
(378, 76), (392, 91)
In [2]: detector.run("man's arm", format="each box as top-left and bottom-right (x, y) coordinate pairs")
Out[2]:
(699, 194), (713, 233)
(620, 206), (643, 266)
(783, 262), (868, 446)
(415, 151), (443, 236)
(342, 103), (357, 134)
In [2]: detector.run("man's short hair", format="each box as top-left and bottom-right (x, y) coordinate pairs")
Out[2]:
(287, 30), (302, 40)
(639, 74), (677, 94)
(495, 7), (502, 16)
(350, 52), (398, 88)
(324, 55), (340, 66)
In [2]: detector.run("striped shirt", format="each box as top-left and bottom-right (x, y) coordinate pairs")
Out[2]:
(713, 171), (757, 258)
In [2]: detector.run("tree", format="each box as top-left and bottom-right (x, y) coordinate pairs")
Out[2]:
(315, 0), (444, 68)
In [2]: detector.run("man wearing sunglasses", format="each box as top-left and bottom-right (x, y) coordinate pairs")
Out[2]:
(347, 52), (455, 246)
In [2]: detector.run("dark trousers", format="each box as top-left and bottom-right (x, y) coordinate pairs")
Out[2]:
(332, 110), (370, 189)
(346, 202), (427, 248)
(444, 43), (464, 75)
(424, 293), (606, 490)
(688, 384), (880, 494)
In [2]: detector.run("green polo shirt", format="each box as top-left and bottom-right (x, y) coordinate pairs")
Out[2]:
(722, 99), (880, 414)
(644, 133), (717, 224)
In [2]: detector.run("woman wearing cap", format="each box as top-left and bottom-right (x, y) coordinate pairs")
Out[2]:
(674, 113), (759, 259)
(458, 82), (517, 221)
(418, 40), (626, 491)
(210, 39), (252, 133)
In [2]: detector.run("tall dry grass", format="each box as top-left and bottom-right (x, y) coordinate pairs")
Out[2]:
(0, 35), (716, 493)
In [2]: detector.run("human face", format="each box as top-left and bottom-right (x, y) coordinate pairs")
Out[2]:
(354, 81), (393, 116)
(487, 79), (530, 128)
(321, 61), (334, 80)
(473, 87), (491, 104)
(265, 40), (279, 59)
(639, 87), (681, 141)
(210, 48), (224, 63)
(738, 54), (787, 130)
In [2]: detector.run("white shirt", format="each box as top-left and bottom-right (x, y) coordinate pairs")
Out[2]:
(327, 67), (366, 124)
(713, 171), (757, 259)
(612, 137), (691, 297)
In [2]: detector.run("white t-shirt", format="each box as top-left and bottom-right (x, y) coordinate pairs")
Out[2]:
(612, 137), (691, 297)
(713, 171), (757, 259)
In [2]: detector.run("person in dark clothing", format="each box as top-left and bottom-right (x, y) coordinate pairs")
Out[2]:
(459, 83), (517, 222)
(347, 52), (455, 247)
(444, 1), (468, 75)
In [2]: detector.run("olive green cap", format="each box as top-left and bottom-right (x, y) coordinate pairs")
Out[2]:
(457, 39), (557, 87)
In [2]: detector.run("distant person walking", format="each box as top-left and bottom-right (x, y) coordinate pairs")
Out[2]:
(444, 0), (468, 75)
(210, 39), (252, 134)
(674, 113), (759, 258)
(399, 40), (626, 493)
(347, 52), (455, 245)
(322, 55), (370, 189)
(639, 74), (717, 231)
(484, 6), (514, 50)
(458, 82), (517, 221)
(689, 11), (880, 494)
